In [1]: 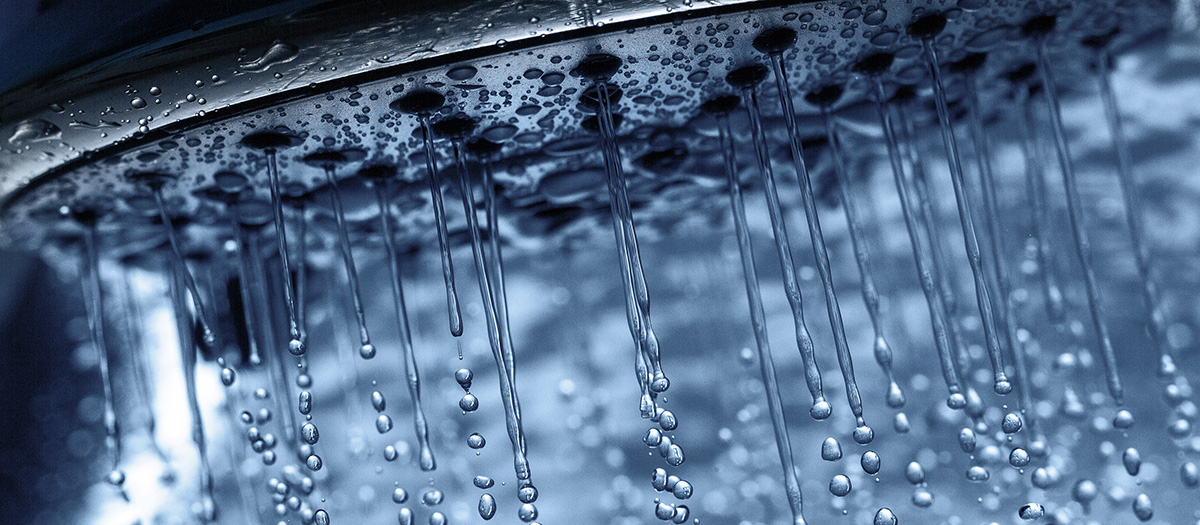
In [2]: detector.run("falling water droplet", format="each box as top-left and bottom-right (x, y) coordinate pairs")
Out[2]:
(1133, 493), (1153, 521)
(873, 507), (897, 525)
(1123, 448), (1141, 476)
(474, 476), (495, 489)
(862, 451), (881, 475)
(468, 433), (487, 449)
(966, 466), (990, 482)
(456, 368), (474, 390)
(1019, 503), (1045, 520)
(829, 475), (852, 497)
(1072, 479), (1098, 503)
(1114, 409), (1135, 429)
(460, 394), (480, 412)
(821, 437), (843, 461)
(298, 391), (312, 415)
(479, 494), (496, 520)
(906, 462), (926, 484)
(376, 414), (393, 433)
(1180, 462), (1199, 486)
(1002, 413), (1023, 434)
(659, 410), (678, 431)
(672, 480), (693, 500)
(393, 488), (409, 503)
(1009, 448), (1031, 468)
(301, 423), (319, 445)
(372, 391), (386, 412)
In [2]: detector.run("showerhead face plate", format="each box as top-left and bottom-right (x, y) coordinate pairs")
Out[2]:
(0, 0), (1166, 254)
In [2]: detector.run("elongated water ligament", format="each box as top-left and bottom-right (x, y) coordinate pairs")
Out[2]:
(1093, 47), (1174, 377)
(470, 137), (525, 438)
(857, 58), (966, 408)
(911, 14), (1011, 395)
(230, 219), (262, 366)
(589, 60), (670, 398)
(727, 64), (828, 420)
(117, 268), (173, 471)
(238, 215), (300, 447)
(1010, 74), (1068, 324)
(1026, 16), (1124, 404)
(892, 95), (972, 378)
(390, 90), (464, 337)
(307, 150), (374, 361)
(812, 86), (905, 410)
(140, 179), (217, 352)
(364, 164), (437, 471)
(755, 28), (869, 438)
(958, 66), (1036, 421)
(438, 119), (536, 506)
(579, 54), (670, 417)
(705, 95), (807, 525)
(75, 213), (127, 494)
(290, 190), (310, 353)
(240, 132), (305, 356)
(167, 263), (216, 522)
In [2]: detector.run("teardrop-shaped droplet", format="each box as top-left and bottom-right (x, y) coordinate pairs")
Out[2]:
(821, 437), (843, 461)
(1123, 448), (1142, 476)
(371, 391), (386, 412)
(659, 410), (678, 431)
(959, 428), (977, 453)
(1133, 493), (1153, 521)
(665, 444), (685, 466)
(479, 493), (496, 520)
(906, 462), (926, 484)
(220, 367), (236, 386)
